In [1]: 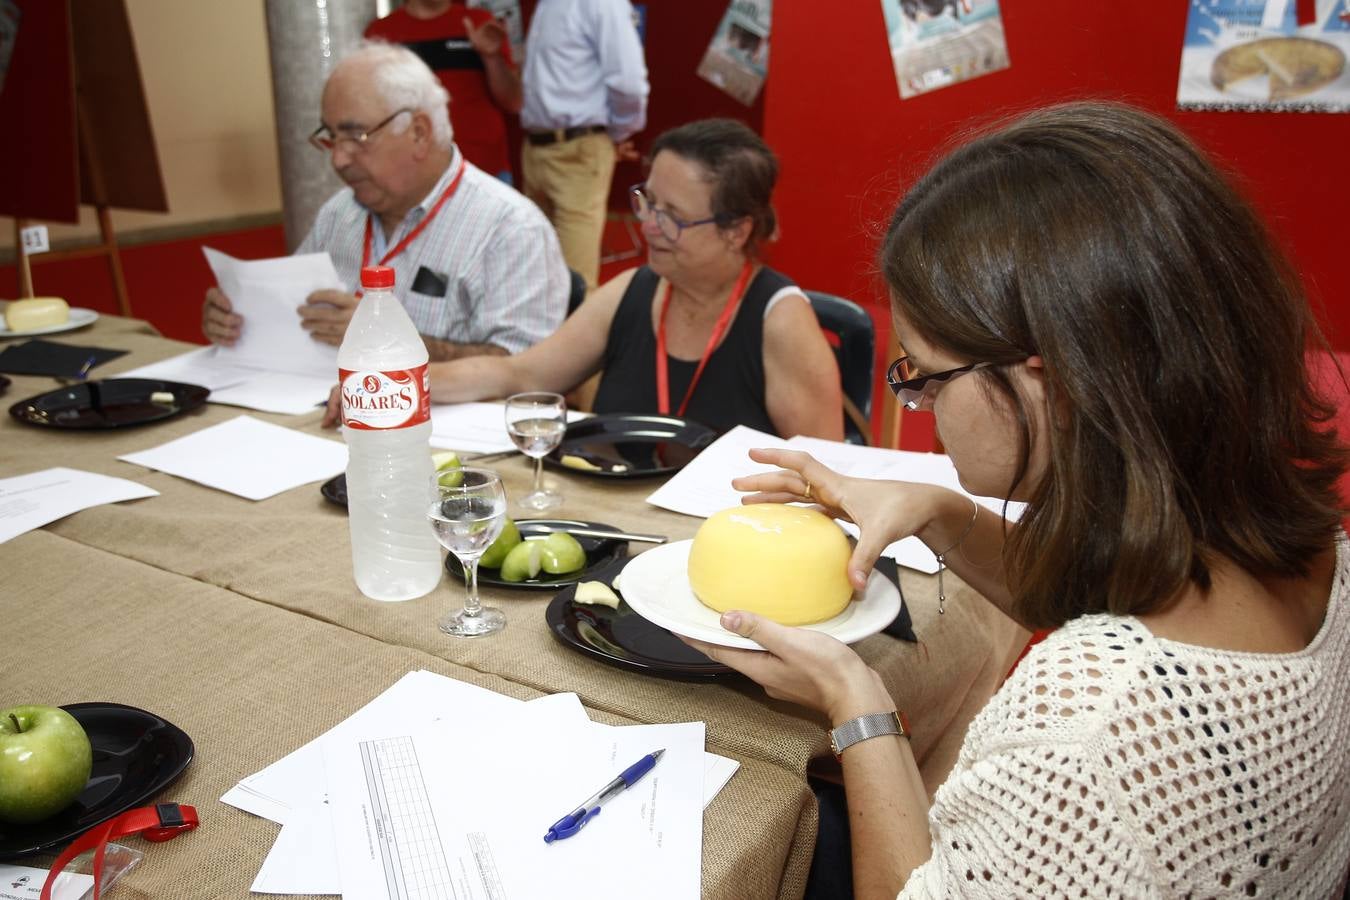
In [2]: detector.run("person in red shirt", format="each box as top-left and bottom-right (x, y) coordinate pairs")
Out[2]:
(365, 1), (522, 182)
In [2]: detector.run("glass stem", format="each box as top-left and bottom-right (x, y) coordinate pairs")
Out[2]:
(532, 455), (544, 495)
(463, 560), (482, 617)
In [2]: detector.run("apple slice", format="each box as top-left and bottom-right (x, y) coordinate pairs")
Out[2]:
(574, 581), (621, 609)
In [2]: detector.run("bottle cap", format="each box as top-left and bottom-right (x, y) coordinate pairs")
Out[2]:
(360, 265), (395, 289)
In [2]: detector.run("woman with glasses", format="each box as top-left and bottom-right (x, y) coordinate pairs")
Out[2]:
(384, 117), (844, 439)
(685, 102), (1350, 898)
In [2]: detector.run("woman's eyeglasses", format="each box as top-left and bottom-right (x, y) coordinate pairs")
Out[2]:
(629, 185), (719, 243)
(309, 108), (413, 153)
(886, 357), (998, 411)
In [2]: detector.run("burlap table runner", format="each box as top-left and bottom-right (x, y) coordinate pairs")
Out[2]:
(2, 530), (815, 899)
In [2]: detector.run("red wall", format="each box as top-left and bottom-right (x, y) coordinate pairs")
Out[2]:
(8, 4), (1345, 438)
(761, 2), (1350, 445)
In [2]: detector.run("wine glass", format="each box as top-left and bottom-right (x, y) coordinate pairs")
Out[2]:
(505, 391), (567, 510)
(426, 467), (508, 636)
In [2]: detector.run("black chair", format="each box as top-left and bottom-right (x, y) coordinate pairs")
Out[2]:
(566, 268), (588, 316)
(806, 291), (874, 444)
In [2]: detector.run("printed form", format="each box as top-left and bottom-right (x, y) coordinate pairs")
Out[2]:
(324, 694), (705, 900)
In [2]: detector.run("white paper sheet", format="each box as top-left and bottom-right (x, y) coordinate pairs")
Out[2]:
(249, 799), (341, 895)
(118, 345), (257, 391)
(324, 698), (704, 900)
(117, 415), (347, 501)
(206, 372), (337, 415)
(0, 467), (158, 545)
(0, 863), (93, 900)
(119, 346), (333, 415)
(645, 425), (1024, 573)
(203, 247), (343, 378)
(429, 403), (590, 454)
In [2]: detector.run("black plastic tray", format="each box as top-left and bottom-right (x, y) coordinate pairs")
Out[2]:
(9, 378), (209, 429)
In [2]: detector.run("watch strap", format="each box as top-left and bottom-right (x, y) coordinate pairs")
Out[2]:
(830, 710), (909, 759)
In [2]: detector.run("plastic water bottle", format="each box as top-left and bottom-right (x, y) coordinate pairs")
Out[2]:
(337, 265), (442, 601)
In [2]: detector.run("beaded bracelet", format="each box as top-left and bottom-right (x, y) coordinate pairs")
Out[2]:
(933, 496), (980, 614)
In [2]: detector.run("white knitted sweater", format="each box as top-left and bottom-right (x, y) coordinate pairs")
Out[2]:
(901, 536), (1350, 899)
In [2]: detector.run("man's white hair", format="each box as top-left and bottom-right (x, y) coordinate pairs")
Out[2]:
(340, 41), (453, 149)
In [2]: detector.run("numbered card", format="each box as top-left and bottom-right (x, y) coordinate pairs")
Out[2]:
(19, 225), (49, 255)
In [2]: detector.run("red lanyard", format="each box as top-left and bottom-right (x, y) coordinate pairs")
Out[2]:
(40, 803), (198, 900)
(361, 155), (467, 272)
(655, 261), (754, 418)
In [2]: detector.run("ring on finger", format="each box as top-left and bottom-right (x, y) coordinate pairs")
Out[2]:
(803, 480), (813, 502)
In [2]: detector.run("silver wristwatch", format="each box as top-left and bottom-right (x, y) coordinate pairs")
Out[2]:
(829, 710), (909, 759)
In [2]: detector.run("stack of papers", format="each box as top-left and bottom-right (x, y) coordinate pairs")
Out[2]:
(224, 670), (735, 898)
(120, 249), (344, 415)
(118, 415), (347, 501)
(0, 468), (158, 544)
(646, 425), (1024, 573)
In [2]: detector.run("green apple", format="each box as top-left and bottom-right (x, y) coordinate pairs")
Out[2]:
(538, 533), (586, 574)
(478, 518), (522, 569)
(499, 540), (543, 582)
(0, 706), (93, 824)
(432, 451), (463, 487)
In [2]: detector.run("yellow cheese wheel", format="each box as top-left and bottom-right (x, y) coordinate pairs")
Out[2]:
(688, 504), (854, 626)
(5, 297), (69, 331)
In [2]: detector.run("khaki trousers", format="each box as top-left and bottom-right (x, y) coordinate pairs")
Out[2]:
(522, 131), (616, 289)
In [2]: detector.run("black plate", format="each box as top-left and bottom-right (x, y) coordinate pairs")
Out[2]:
(321, 472), (348, 507)
(542, 413), (717, 478)
(0, 702), (195, 860)
(545, 558), (734, 680)
(447, 519), (628, 591)
(8, 378), (210, 429)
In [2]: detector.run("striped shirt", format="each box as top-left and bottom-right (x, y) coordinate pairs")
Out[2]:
(297, 149), (569, 353)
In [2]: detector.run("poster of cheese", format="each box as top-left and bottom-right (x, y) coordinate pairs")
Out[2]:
(879, 0), (1010, 100)
(1177, 0), (1350, 112)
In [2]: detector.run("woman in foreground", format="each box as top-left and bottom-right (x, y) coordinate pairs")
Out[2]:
(690, 102), (1350, 898)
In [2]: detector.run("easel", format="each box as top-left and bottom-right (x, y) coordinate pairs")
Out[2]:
(2, 0), (165, 315)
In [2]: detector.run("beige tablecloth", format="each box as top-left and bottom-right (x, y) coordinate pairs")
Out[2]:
(0, 316), (1028, 899)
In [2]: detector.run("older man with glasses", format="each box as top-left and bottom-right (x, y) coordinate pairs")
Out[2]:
(202, 41), (568, 361)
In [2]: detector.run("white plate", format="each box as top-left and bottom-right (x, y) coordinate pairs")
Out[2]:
(618, 540), (901, 650)
(0, 307), (100, 338)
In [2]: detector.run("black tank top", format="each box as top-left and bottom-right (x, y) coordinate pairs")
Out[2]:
(592, 266), (795, 436)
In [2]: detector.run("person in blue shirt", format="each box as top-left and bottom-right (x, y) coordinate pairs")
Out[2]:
(520, 0), (650, 290)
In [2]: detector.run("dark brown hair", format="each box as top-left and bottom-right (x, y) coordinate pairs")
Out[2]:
(880, 101), (1347, 628)
(649, 118), (778, 253)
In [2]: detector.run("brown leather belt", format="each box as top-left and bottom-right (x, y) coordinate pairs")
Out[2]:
(526, 124), (608, 146)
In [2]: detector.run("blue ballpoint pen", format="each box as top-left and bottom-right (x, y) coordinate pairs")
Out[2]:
(543, 749), (665, 843)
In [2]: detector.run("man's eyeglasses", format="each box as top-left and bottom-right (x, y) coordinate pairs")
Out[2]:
(309, 108), (413, 153)
(886, 356), (998, 411)
(629, 184), (719, 243)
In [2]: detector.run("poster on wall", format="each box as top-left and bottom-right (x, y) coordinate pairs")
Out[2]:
(467, 0), (524, 62)
(697, 0), (771, 106)
(1177, 0), (1350, 112)
(879, 0), (1010, 100)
